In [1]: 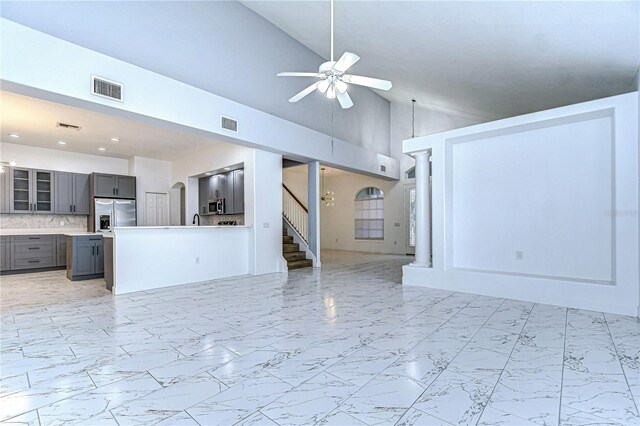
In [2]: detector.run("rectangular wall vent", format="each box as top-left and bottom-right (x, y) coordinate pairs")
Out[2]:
(221, 116), (238, 133)
(91, 75), (123, 102)
(380, 165), (386, 172)
(56, 122), (82, 131)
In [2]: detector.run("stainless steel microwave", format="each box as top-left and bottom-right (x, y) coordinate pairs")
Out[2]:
(208, 198), (225, 214)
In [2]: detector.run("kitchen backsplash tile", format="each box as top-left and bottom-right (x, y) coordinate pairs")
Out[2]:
(0, 214), (88, 230)
(201, 214), (245, 226)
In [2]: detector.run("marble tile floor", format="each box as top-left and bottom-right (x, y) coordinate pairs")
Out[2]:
(0, 250), (638, 426)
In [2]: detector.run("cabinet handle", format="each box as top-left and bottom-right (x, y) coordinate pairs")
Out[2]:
(96, 246), (100, 255)
(70, 205), (72, 213)
(28, 237), (39, 240)
(28, 247), (40, 250)
(73, 205), (76, 213)
(28, 260), (40, 264)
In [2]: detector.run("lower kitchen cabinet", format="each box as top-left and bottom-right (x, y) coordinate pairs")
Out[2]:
(56, 235), (67, 267)
(67, 235), (104, 280)
(1, 236), (11, 271)
(11, 235), (56, 270)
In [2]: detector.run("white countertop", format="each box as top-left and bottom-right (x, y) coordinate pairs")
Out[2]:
(114, 225), (252, 230)
(64, 232), (105, 237)
(0, 228), (88, 236)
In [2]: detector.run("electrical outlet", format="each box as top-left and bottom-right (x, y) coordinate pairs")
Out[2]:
(195, 257), (200, 264)
(59, 221), (65, 226)
(263, 222), (270, 228)
(515, 250), (524, 260)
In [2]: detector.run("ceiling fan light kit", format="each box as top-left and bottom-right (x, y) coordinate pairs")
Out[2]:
(277, 0), (392, 109)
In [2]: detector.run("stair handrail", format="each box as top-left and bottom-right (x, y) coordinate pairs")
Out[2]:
(282, 184), (308, 243)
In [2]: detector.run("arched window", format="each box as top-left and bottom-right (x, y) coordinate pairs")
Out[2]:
(355, 187), (384, 240)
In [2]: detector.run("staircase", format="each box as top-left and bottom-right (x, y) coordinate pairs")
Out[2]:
(282, 227), (313, 270)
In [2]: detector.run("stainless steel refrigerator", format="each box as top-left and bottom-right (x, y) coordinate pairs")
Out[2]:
(94, 198), (136, 232)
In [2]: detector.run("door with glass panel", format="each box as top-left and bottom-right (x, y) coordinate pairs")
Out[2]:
(405, 185), (416, 255)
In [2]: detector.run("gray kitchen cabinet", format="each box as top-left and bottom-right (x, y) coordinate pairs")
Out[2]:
(91, 173), (136, 198)
(0, 168), (9, 213)
(56, 234), (67, 267)
(55, 172), (90, 214)
(11, 235), (56, 270)
(222, 172), (234, 214)
(233, 169), (245, 214)
(210, 175), (222, 199)
(198, 176), (211, 215)
(10, 168), (54, 214)
(1, 236), (11, 271)
(116, 176), (136, 199)
(67, 235), (104, 280)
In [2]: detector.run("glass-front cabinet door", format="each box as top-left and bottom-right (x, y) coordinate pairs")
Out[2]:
(11, 168), (31, 212)
(34, 170), (53, 213)
(11, 168), (54, 213)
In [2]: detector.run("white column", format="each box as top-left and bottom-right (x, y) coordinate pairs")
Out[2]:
(308, 161), (321, 266)
(413, 151), (431, 267)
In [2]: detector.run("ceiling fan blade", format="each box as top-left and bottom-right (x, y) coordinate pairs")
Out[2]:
(336, 90), (353, 109)
(318, 79), (330, 93)
(344, 75), (392, 91)
(289, 82), (319, 103)
(332, 52), (360, 73)
(277, 72), (320, 77)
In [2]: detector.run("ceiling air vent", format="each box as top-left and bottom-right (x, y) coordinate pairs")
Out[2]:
(91, 75), (123, 102)
(221, 116), (238, 133)
(56, 122), (82, 131)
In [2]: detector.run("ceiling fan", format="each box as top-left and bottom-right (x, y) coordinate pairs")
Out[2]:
(277, 0), (392, 109)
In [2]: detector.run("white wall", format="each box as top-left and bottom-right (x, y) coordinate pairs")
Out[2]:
(171, 142), (284, 275)
(113, 227), (250, 294)
(282, 164), (308, 207)
(319, 103), (481, 255)
(451, 113), (612, 282)
(0, 1), (391, 156)
(403, 92), (639, 316)
(128, 156), (172, 225)
(0, 141), (129, 174)
(0, 18), (398, 180)
(249, 149), (283, 274)
(320, 170), (408, 255)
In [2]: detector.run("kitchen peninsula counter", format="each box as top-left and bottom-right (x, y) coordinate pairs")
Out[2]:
(111, 225), (252, 294)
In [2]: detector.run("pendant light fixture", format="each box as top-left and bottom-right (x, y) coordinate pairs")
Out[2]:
(320, 167), (335, 206)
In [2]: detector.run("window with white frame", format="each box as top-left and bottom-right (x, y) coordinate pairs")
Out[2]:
(354, 187), (384, 240)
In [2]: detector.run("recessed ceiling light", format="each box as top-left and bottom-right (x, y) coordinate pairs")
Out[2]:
(224, 167), (231, 171)
(8, 134), (20, 139)
(57, 141), (67, 145)
(110, 137), (120, 142)
(9, 161), (17, 167)
(98, 147), (107, 151)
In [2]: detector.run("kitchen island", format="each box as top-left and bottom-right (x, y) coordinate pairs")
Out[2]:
(111, 226), (251, 294)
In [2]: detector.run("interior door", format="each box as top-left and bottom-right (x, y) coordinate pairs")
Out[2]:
(145, 193), (169, 226)
(405, 185), (416, 255)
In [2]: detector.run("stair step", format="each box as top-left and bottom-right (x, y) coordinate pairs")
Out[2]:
(284, 251), (306, 261)
(282, 235), (294, 244)
(287, 259), (313, 270)
(283, 243), (300, 253)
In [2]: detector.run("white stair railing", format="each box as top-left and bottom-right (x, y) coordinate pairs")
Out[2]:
(282, 184), (308, 243)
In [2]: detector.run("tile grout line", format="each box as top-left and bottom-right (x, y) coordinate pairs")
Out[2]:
(557, 307), (569, 425)
(392, 296), (506, 425)
(603, 315), (640, 416)
(475, 302), (535, 423)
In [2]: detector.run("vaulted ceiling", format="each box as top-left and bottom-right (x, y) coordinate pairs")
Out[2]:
(242, 0), (640, 120)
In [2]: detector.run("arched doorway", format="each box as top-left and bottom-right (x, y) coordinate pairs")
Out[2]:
(170, 182), (186, 226)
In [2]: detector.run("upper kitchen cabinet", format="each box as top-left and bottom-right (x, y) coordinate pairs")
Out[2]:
(198, 177), (211, 215)
(55, 172), (90, 215)
(0, 167), (10, 213)
(91, 173), (136, 199)
(10, 168), (54, 214)
(233, 169), (245, 214)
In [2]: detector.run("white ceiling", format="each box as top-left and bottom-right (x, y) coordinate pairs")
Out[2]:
(242, 0), (640, 120)
(0, 91), (224, 161)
